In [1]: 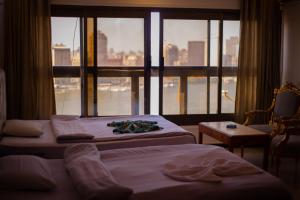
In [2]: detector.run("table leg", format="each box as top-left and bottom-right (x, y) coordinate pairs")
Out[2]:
(240, 145), (244, 157)
(263, 141), (270, 171)
(198, 130), (203, 144)
(228, 144), (234, 153)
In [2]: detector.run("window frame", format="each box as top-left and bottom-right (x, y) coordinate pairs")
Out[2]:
(51, 5), (239, 125)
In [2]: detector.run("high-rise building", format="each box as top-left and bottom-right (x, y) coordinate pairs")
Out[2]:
(178, 49), (188, 66)
(164, 44), (179, 66)
(97, 31), (108, 65)
(224, 36), (239, 66)
(188, 41), (205, 66)
(52, 44), (71, 66)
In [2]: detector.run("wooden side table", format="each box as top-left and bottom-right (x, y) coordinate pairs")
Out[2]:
(199, 121), (271, 170)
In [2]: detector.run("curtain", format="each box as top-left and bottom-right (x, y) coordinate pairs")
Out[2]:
(235, 0), (281, 123)
(4, 0), (55, 119)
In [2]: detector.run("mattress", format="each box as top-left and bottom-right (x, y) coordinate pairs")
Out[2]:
(0, 117), (195, 158)
(0, 144), (292, 200)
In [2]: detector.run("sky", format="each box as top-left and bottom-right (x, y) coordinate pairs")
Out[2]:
(51, 13), (240, 66)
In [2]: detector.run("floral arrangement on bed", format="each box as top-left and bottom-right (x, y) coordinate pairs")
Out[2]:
(107, 120), (163, 134)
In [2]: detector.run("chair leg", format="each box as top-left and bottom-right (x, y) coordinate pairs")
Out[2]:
(270, 153), (274, 168)
(275, 156), (281, 177)
(295, 157), (298, 185)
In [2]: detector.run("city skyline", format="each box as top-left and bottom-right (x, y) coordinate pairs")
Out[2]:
(52, 34), (239, 67)
(51, 16), (240, 67)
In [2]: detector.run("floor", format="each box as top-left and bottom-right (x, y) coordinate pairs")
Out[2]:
(182, 125), (300, 200)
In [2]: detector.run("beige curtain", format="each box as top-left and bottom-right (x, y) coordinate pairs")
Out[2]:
(235, 0), (281, 123)
(4, 0), (55, 119)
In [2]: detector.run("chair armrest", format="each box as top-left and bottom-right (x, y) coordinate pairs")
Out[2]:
(277, 118), (300, 127)
(243, 109), (271, 125)
(276, 118), (300, 137)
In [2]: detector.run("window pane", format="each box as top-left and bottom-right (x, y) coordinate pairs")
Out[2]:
(150, 77), (159, 115)
(187, 77), (207, 114)
(97, 77), (131, 115)
(210, 77), (218, 114)
(97, 18), (144, 67)
(163, 77), (180, 114)
(51, 17), (80, 66)
(54, 78), (81, 115)
(222, 21), (240, 67)
(163, 20), (208, 66)
(151, 12), (160, 67)
(139, 77), (144, 115)
(210, 20), (219, 67)
(221, 77), (237, 113)
(97, 77), (144, 116)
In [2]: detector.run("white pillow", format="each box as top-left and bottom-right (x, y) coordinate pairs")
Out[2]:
(2, 120), (43, 137)
(0, 155), (56, 191)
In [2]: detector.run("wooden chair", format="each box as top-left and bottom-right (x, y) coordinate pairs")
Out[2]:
(244, 83), (300, 179)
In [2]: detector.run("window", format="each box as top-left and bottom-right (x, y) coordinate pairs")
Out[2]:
(51, 17), (81, 114)
(51, 6), (240, 124)
(221, 21), (240, 113)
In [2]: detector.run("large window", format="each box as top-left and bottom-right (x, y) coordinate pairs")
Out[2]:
(222, 21), (240, 113)
(51, 6), (240, 124)
(51, 17), (81, 114)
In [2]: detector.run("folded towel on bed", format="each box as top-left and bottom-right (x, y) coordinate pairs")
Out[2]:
(51, 115), (94, 143)
(64, 144), (133, 200)
(162, 147), (262, 183)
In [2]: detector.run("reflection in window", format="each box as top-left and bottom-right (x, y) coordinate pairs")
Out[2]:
(210, 77), (218, 114)
(54, 78), (81, 115)
(221, 77), (237, 113)
(163, 77), (180, 114)
(187, 77), (207, 114)
(163, 20), (208, 66)
(223, 21), (240, 67)
(97, 18), (144, 67)
(51, 17), (80, 66)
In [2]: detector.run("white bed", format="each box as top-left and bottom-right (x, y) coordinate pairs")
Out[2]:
(0, 144), (292, 200)
(0, 69), (195, 158)
(0, 116), (195, 158)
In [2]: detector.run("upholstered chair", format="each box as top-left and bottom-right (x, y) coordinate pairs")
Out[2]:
(244, 83), (300, 178)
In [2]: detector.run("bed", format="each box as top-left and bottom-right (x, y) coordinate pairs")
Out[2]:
(0, 116), (195, 158)
(0, 69), (195, 158)
(0, 144), (292, 200)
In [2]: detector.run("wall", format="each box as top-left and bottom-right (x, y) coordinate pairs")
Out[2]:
(281, 1), (300, 86)
(50, 0), (240, 9)
(0, 0), (4, 69)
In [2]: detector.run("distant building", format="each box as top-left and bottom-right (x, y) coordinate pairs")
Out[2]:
(178, 49), (188, 66)
(164, 44), (179, 66)
(72, 49), (80, 66)
(188, 41), (205, 66)
(97, 31), (108, 65)
(52, 44), (71, 66)
(224, 36), (239, 66)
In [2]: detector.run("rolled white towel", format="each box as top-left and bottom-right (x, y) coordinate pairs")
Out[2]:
(64, 144), (133, 200)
